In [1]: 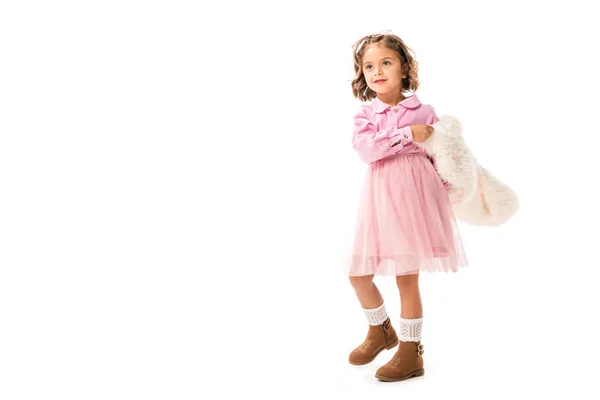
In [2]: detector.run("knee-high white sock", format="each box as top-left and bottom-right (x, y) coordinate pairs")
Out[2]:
(362, 303), (388, 326)
(399, 317), (423, 341)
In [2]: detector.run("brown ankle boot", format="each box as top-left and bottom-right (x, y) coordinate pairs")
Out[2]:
(348, 317), (399, 365)
(375, 340), (425, 381)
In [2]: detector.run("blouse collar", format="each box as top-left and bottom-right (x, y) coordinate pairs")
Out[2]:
(372, 94), (421, 113)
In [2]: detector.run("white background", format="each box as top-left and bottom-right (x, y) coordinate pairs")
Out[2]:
(1, 0), (599, 399)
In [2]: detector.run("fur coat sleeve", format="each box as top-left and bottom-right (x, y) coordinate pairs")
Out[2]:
(417, 115), (519, 227)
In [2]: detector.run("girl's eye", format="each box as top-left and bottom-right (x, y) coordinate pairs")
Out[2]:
(365, 65), (372, 70)
(383, 61), (391, 65)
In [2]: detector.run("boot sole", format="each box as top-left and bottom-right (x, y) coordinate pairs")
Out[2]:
(375, 368), (425, 382)
(348, 339), (399, 366)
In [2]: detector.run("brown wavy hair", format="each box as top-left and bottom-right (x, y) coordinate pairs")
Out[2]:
(351, 33), (420, 102)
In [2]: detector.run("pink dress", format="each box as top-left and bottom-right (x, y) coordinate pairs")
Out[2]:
(347, 95), (468, 276)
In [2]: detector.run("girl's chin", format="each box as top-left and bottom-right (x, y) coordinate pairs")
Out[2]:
(370, 88), (387, 95)
(369, 85), (393, 93)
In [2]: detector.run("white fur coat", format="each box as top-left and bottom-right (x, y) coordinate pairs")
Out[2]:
(417, 115), (519, 227)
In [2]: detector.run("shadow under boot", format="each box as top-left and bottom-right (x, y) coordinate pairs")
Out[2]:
(375, 340), (425, 382)
(348, 317), (399, 366)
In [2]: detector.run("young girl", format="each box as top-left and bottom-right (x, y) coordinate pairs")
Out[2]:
(346, 32), (468, 382)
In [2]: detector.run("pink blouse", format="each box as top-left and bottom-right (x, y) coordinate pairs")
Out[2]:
(352, 94), (439, 165)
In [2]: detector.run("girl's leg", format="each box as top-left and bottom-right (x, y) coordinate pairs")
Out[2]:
(374, 272), (425, 381)
(395, 272), (423, 319)
(348, 275), (383, 309)
(348, 275), (399, 365)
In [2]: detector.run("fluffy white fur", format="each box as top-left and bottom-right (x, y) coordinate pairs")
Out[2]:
(417, 115), (519, 227)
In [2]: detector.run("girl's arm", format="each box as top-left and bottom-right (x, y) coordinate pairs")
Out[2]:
(352, 107), (414, 164)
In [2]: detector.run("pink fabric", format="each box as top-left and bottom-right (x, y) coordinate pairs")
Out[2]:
(352, 95), (437, 165)
(347, 95), (468, 276)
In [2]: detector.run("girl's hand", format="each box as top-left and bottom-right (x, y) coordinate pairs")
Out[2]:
(410, 124), (434, 142)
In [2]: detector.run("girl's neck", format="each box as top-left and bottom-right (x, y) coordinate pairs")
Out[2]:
(377, 93), (406, 106)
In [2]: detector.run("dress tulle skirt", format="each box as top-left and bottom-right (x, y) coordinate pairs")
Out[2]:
(344, 153), (468, 276)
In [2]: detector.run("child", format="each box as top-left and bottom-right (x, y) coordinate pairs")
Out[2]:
(346, 32), (468, 382)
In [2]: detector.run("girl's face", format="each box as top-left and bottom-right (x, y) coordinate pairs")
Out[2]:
(362, 43), (405, 99)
